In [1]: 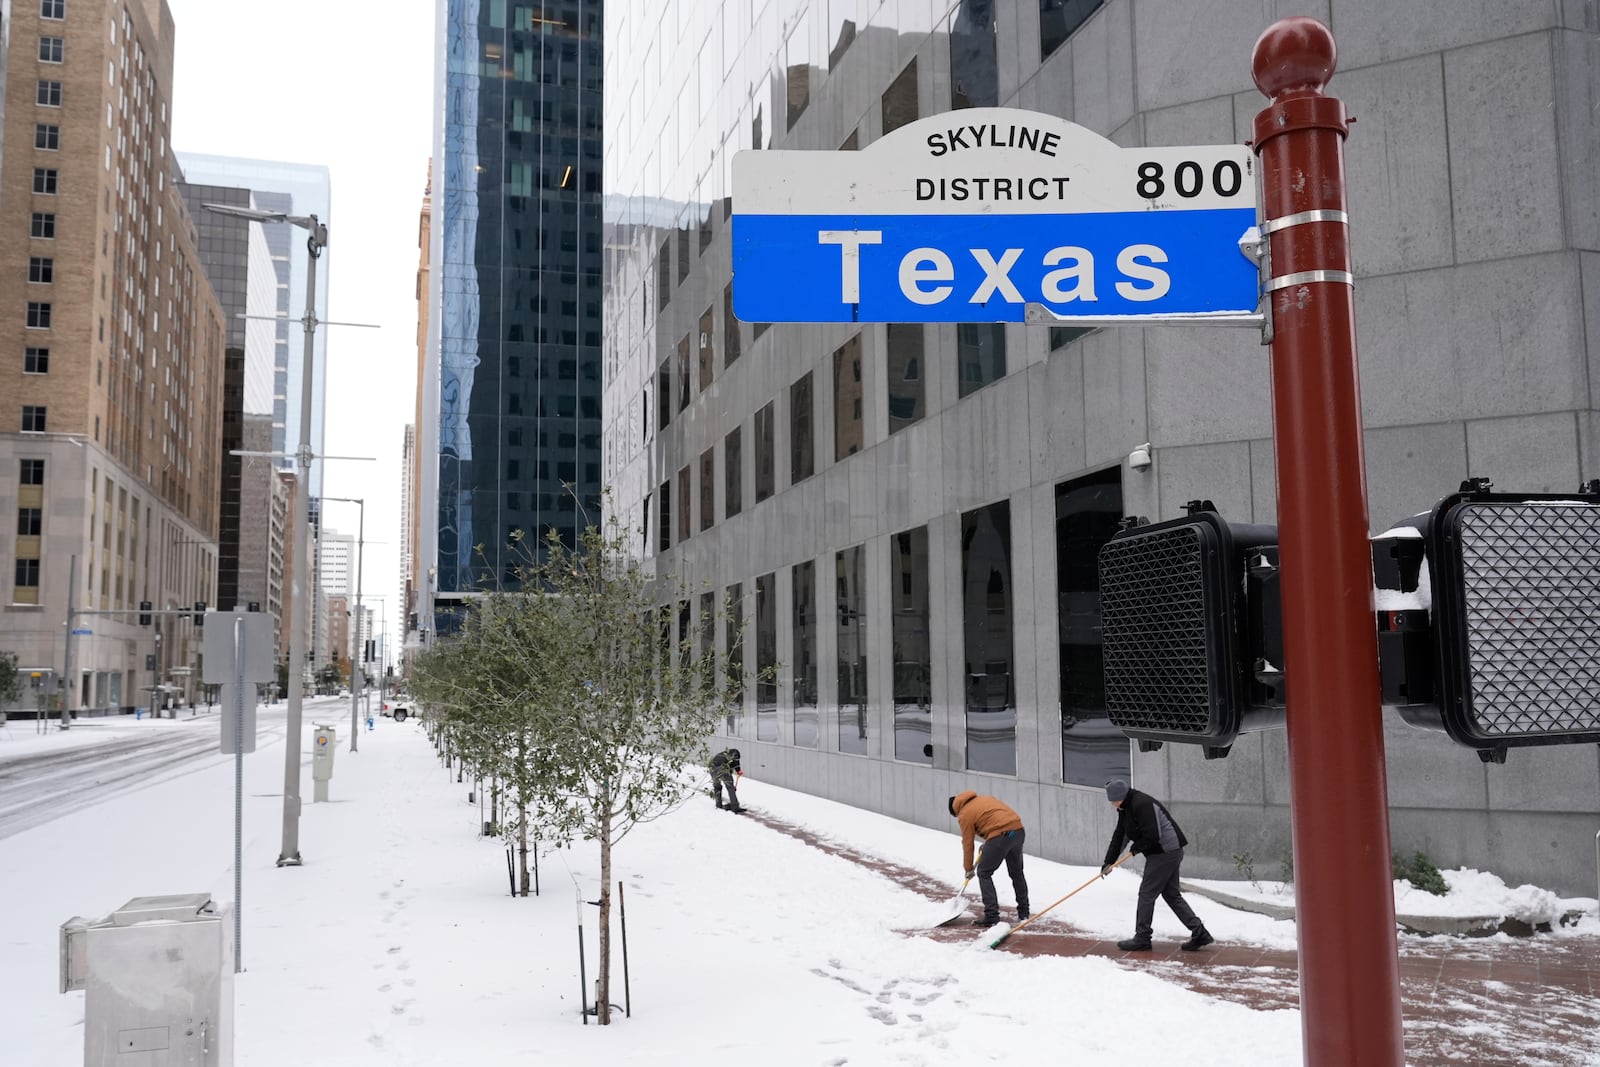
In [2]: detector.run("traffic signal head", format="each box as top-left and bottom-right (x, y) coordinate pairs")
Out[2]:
(139, 601), (152, 626)
(194, 601), (207, 626)
(1398, 482), (1600, 759)
(1097, 503), (1283, 757)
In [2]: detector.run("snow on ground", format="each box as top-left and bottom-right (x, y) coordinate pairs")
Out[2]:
(1, 715), (1592, 1066)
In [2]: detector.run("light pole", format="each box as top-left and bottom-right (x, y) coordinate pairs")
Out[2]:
(321, 496), (365, 752)
(205, 203), (327, 868)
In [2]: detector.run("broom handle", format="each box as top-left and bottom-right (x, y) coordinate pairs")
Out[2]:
(1007, 851), (1132, 937)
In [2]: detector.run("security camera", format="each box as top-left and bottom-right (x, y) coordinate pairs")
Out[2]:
(1127, 443), (1153, 472)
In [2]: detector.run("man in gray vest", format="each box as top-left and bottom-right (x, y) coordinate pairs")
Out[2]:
(709, 748), (745, 813)
(1100, 779), (1213, 952)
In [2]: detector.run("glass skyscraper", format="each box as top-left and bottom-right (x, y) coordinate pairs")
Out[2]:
(421, 0), (603, 624)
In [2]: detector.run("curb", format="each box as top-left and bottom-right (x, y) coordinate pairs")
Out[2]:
(1180, 880), (1590, 936)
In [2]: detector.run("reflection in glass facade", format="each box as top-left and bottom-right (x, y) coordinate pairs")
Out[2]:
(790, 372), (814, 484)
(793, 560), (818, 747)
(892, 526), (932, 764)
(430, 0), (602, 609)
(755, 572), (777, 741)
(833, 335), (864, 461)
(754, 401), (775, 502)
(836, 545), (868, 755)
(725, 581), (744, 732)
(1056, 467), (1129, 787)
(886, 324), (925, 434)
(962, 502), (1015, 776)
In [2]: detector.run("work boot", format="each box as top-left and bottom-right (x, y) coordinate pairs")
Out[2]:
(1117, 936), (1152, 952)
(728, 806), (746, 814)
(971, 916), (999, 928)
(1016, 909), (1030, 922)
(1180, 927), (1215, 951)
(715, 801), (725, 809)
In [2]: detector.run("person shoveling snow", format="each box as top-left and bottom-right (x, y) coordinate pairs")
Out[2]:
(948, 791), (1029, 928)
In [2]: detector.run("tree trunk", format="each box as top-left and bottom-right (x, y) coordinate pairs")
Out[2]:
(491, 778), (500, 830)
(518, 804), (530, 896)
(597, 806), (613, 1025)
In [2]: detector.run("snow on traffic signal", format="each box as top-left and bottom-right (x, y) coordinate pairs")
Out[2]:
(1097, 501), (1285, 759)
(1378, 480), (1600, 762)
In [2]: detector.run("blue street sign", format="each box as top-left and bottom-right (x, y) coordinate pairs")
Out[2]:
(733, 109), (1261, 325)
(71, 628), (93, 636)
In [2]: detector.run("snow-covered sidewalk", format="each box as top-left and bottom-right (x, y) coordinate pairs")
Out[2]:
(4, 716), (1597, 1065)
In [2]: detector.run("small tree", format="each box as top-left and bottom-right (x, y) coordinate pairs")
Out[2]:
(0, 650), (23, 716)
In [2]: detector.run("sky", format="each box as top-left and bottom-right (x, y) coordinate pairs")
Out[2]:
(163, 0), (437, 651)
(6, 710), (1598, 1065)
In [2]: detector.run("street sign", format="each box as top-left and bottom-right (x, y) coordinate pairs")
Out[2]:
(70, 628), (92, 636)
(733, 108), (1259, 324)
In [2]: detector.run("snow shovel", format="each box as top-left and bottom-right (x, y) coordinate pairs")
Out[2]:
(981, 850), (1133, 949)
(932, 876), (972, 928)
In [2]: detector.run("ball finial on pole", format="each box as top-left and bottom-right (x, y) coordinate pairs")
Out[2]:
(1252, 16), (1338, 98)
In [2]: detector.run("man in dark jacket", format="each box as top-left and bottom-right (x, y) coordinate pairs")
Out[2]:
(949, 791), (1030, 927)
(709, 748), (744, 813)
(1101, 779), (1213, 952)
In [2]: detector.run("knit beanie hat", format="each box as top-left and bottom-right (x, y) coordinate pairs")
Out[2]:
(1105, 780), (1130, 803)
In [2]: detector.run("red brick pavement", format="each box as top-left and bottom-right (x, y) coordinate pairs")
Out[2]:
(745, 808), (1600, 1066)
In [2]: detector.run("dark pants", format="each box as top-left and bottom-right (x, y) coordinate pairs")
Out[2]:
(712, 771), (741, 811)
(1134, 847), (1202, 939)
(975, 828), (1029, 922)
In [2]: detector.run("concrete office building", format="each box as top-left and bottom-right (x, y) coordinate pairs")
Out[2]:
(1, 0), (224, 712)
(236, 413), (288, 662)
(418, 0), (604, 633)
(601, 0), (1600, 893)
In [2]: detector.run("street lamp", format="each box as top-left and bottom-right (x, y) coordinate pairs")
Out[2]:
(205, 202), (327, 868)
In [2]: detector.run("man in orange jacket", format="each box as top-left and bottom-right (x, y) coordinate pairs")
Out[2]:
(949, 790), (1030, 927)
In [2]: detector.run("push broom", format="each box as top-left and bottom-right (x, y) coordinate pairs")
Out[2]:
(981, 850), (1132, 949)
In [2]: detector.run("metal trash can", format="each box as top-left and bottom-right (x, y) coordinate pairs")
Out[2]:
(61, 893), (234, 1065)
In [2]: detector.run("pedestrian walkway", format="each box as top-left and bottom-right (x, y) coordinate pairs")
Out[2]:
(746, 809), (1600, 1067)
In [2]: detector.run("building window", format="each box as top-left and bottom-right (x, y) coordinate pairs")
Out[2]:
(754, 401), (776, 502)
(1056, 466), (1128, 787)
(836, 544), (869, 755)
(15, 558), (42, 601)
(724, 426), (742, 518)
(677, 223), (691, 285)
(25, 347), (50, 374)
(31, 213), (56, 239)
(725, 581), (745, 726)
(886, 323), (926, 432)
(961, 500), (1016, 775)
(833, 334), (864, 461)
(790, 372), (814, 484)
(37, 80), (62, 107)
(34, 124), (60, 150)
(699, 448), (714, 531)
(657, 478), (671, 552)
(20, 459), (45, 484)
(677, 335), (691, 409)
(656, 238), (671, 311)
(1040, 0), (1104, 61)
(957, 323), (1006, 398)
(677, 466), (690, 543)
(891, 525), (933, 764)
(22, 406), (48, 433)
(39, 36), (64, 63)
(17, 508), (43, 537)
(33, 168), (58, 194)
(656, 359), (671, 430)
(793, 560), (818, 747)
(1050, 326), (1096, 351)
(699, 590), (717, 693)
(29, 258), (54, 284)
(723, 282), (742, 367)
(949, 0), (998, 110)
(26, 303), (52, 329)
(41, 0), (66, 18)
(755, 572), (777, 740)
(697, 307), (715, 391)
(882, 57), (919, 135)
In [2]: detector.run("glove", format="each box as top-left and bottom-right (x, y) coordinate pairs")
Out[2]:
(964, 870), (975, 880)
(1100, 864), (1114, 878)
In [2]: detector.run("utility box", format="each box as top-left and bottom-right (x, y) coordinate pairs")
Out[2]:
(312, 724), (336, 801)
(60, 894), (234, 1066)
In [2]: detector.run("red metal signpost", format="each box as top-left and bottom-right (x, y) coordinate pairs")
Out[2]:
(1250, 18), (1406, 1064)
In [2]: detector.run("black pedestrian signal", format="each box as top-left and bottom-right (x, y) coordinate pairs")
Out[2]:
(247, 601), (261, 613)
(364, 639), (375, 664)
(1097, 502), (1284, 758)
(1378, 480), (1600, 763)
(139, 601), (152, 626)
(194, 601), (206, 626)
